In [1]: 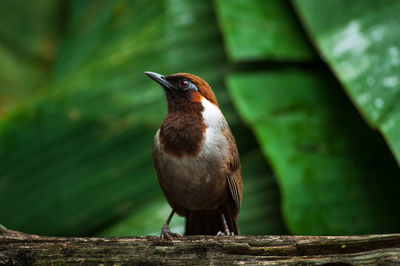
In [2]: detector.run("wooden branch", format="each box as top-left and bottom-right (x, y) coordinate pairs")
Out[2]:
(1, 225), (400, 265)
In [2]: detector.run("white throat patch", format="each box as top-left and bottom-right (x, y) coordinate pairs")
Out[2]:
(201, 98), (226, 130)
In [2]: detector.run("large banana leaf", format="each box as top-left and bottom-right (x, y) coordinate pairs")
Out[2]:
(293, 0), (400, 164)
(237, 150), (287, 235)
(214, 0), (314, 61)
(228, 69), (400, 235)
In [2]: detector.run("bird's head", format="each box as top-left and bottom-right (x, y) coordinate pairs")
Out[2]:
(145, 71), (219, 107)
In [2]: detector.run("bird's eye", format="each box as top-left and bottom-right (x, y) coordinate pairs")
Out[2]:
(179, 79), (190, 89)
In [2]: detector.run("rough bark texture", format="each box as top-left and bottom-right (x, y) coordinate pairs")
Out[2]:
(1, 225), (400, 265)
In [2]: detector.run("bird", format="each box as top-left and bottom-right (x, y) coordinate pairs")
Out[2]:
(145, 71), (243, 240)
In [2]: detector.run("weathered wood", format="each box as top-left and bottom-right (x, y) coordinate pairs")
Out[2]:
(1, 225), (400, 265)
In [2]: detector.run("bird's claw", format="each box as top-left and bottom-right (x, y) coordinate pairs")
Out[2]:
(160, 224), (182, 241)
(217, 230), (234, 236)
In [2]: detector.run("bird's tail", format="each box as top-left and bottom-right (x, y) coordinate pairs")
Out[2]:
(185, 205), (239, 235)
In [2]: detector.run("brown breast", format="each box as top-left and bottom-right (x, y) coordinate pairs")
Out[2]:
(159, 96), (206, 158)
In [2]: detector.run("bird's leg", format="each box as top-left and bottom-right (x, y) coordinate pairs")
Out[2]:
(160, 209), (182, 240)
(217, 212), (234, 236)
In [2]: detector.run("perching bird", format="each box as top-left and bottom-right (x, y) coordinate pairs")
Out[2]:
(145, 71), (243, 239)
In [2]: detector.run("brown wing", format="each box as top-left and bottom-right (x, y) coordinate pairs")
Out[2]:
(222, 127), (243, 218)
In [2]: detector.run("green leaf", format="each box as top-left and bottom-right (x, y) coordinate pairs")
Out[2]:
(0, 100), (160, 236)
(214, 0), (314, 62)
(293, 0), (400, 164)
(227, 69), (400, 235)
(238, 150), (287, 235)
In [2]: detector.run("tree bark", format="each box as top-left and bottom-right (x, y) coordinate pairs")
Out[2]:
(1, 225), (400, 265)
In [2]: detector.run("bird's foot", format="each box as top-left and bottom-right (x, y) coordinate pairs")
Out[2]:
(217, 229), (234, 236)
(160, 224), (182, 241)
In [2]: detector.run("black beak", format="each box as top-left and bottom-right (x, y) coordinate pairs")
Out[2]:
(144, 71), (172, 89)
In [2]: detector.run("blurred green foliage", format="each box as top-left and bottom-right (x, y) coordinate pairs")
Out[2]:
(228, 69), (400, 234)
(0, 0), (58, 114)
(0, 0), (399, 237)
(215, 0), (314, 61)
(294, 0), (400, 164)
